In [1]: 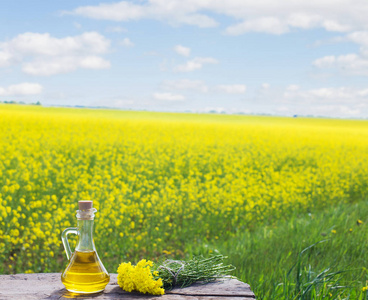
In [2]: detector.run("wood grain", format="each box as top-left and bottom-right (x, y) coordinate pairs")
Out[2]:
(0, 273), (255, 299)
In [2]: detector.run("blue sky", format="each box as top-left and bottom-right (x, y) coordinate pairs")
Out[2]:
(1, 0), (368, 118)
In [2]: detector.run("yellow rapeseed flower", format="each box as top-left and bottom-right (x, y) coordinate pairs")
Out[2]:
(117, 259), (164, 295)
(2, 105), (368, 274)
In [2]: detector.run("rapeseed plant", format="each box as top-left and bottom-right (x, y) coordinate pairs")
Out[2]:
(0, 104), (368, 280)
(117, 255), (235, 295)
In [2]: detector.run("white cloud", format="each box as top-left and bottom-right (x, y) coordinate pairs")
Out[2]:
(286, 13), (322, 30)
(175, 57), (218, 72)
(73, 22), (82, 29)
(67, 1), (218, 28)
(346, 31), (368, 57)
(161, 79), (208, 92)
(225, 15), (352, 35)
(106, 26), (127, 33)
(68, 2), (146, 21)
(0, 83), (43, 96)
(357, 89), (368, 97)
(0, 31), (111, 75)
(313, 55), (336, 68)
(313, 53), (368, 76)
(286, 84), (300, 91)
(225, 17), (289, 35)
(22, 56), (110, 76)
(120, 38), (134, 47)
(177, 14), (218, 28)
(313, 30), (368, 76)
(254, 84), (368, 117)
(153, 92), (185, 101)
(0, 51), (14, 67)
(216, 84), (247, 94)
(274, 104), (361, 117)
(174, 45), (191, 57)
(322, 20), (351, 32)
(162, 80), (248, 95)
(261, 83), (270, 90)
(144, 51), (159, 56)
(80, 56), (111, 69)
(347, 31), (368, 47)
(283, 86), (368, 104)
(67, 0), (368, 34)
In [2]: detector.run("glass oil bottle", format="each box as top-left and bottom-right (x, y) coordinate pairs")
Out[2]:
(61, 200), (110, 293)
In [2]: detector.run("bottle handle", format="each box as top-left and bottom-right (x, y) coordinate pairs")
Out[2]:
(61, 227), (78, 260)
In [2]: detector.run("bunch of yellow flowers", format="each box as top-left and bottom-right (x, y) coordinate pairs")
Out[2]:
(117, 255), (235, 295)
(117, 259), (165, 295)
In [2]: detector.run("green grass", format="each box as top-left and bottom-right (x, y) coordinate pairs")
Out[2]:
(187, 200), (368, 299)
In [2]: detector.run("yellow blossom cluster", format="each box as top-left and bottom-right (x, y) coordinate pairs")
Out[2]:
(1, 104), (368, 273)
(117, 259), (164, 295)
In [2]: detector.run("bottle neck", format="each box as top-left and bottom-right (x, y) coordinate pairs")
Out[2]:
(76, 219), (96, 252)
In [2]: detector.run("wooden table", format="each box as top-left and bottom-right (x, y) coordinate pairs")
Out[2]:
(0, 273), (255, 299)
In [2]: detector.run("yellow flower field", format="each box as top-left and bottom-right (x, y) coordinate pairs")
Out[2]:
(1, 104), (368, 274)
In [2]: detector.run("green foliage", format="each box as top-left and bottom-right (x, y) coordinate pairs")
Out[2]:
(154, 255), (235, 290)
(189, 201), (368, 299)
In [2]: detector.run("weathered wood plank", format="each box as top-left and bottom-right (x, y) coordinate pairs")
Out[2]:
(0, 273), (256, 300)
(166, 278), (254, 297)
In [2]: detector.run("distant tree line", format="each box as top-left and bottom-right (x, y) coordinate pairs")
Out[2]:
(0, 100), (41, 105)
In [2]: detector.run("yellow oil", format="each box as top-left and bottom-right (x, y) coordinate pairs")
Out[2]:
(61, 250), (110, 294)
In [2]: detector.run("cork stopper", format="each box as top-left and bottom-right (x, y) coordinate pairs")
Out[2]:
(79, 200), (93, 210)
(77, 200), (96, 220)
